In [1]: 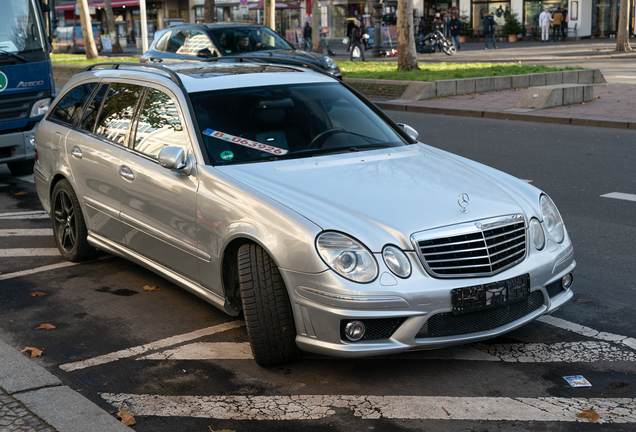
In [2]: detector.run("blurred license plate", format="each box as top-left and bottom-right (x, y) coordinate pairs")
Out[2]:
(451, 274), (530, 315)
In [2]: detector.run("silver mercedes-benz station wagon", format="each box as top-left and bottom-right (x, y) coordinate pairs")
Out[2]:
(34, 62), (575, 366)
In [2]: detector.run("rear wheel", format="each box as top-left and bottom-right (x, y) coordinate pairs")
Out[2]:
(51, 180), (96, 262)
(7, 159), (34, 176)
(238, 243), (301, 367)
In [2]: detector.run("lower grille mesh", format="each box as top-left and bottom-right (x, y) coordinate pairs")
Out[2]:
(545, 280), (564, 298)
(416, 291), (545, 338)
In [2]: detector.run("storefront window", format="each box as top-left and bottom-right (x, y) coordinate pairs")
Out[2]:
(592, 0), (619, 36)
(472, 1), (510, 28)
(523, 0), (567, 27)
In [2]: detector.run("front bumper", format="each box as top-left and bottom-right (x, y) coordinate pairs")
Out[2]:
(0, 122), (37, 164)
(282, 234), (575, 358)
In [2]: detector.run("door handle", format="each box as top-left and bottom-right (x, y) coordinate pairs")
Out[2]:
(119, 165), (135, 181)
(70, 146), (82, 159)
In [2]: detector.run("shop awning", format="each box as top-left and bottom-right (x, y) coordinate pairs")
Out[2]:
(248, 0), (300, 10)
(55, 0), (140, 12)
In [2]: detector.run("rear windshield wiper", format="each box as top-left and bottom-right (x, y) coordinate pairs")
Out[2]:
(0, 49), (28, 63)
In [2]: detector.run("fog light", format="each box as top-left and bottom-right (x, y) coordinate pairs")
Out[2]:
(561, 273), (573, 289)
(344, 320), (366, 341)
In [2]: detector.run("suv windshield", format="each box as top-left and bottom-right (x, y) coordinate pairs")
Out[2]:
(208, 26), (293, 55)
(0, 0), (46, 54)
(190, 82), (409, 165)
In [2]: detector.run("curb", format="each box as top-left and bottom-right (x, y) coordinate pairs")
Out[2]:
(0, 338), (129, 432)
(375, 102), (633, 130)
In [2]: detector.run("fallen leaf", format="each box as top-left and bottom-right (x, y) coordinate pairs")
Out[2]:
(604, 84), (608, 87)
(21, 347), (43, 358)
(30, 292), (46, 297)
(442, 406), (451, 416)
(581, 102), (587, 105)
(35, 323), (56, 330)
(143, 285), (157, 292)
(576, 409), (600, 423)
(593, 95), (601, 99)
(117, 411), (136, 426)
(11, 191), (27, 196)
(577, 299), (592, 303)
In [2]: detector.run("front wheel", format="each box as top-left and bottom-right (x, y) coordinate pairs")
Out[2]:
(442, 41), (456, 55)
(51, 180), (96, 262)
(238, 243), (301, 367)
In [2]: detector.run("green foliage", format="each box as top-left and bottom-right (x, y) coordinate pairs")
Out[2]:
(501, 12), (524, 35)
(459, 10), (472, 36)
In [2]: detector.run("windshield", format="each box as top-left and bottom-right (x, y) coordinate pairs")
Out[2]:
(190, 82), (409, 165)
(208, 26), (293, 55)
(0, 0), (47, 54)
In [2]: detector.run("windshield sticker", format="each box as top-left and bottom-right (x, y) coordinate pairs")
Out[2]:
(220, 150), (234, 160)
(202, 129), (289, 156)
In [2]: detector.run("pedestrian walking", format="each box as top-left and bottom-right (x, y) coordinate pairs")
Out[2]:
(552, 7), (564, 42)
(538, 7), (552, 42)
(350, 20), (365, 61)
(357, 15), (368, 50)
(418, 16), (426, 43)
(346, 18), (355, 52)
(303, 22), (312, 51)
(449, 14), (461, 50)
(483, 13), (496, 49)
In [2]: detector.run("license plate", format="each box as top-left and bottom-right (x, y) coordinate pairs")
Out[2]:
(451, 274), (530, 315)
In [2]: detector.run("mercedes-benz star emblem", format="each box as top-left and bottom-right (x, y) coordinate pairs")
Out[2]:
(458, 193), (470, 213)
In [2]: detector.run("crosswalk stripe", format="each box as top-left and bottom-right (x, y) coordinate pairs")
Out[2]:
(101, 393), (636, 422)
(0, 229), (52, 236)
(538, 315), (636, 350)
(0, 248), (60, 257)
(0, 261), (78, 281)
(601, 192), (636, 202)
(0, 210), (49, 219)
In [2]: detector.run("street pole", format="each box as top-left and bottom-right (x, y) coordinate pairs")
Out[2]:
(372, 0), (383, 57)
(140, 0), (148, 53)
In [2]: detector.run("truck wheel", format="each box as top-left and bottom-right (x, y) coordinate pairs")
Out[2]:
(51, 180), (96, 262)
(7, 160), (34, 176)
(238, 243), (301, 367)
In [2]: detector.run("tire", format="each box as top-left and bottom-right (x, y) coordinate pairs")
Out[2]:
(7, 159), (34, 176)
(51, 180), (96, 262)
(238, 243), (301, 367)
(442, 42), (456, 55)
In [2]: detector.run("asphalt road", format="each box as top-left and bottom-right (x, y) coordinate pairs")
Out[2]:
(1, 113), (635, 431)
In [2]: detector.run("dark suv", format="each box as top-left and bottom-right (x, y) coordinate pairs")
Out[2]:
(140, 22), (342, 79)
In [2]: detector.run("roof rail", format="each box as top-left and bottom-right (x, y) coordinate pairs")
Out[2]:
(202, 56), (330, 77)
(167, 22), (209, 29)
(81, 62), (185, 89)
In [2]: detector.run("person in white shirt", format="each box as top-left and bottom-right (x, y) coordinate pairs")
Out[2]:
(538, 7), (553, 42)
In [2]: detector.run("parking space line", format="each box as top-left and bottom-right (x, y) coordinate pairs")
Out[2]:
(0, 248), (60, 257)
(59, 321), (245, 372)
(0, 229), (52, 236)
(101, 393), (636, 422)
(0, 261), (78, 281)
(601, 192), (636, 202)
(0, 210), (49, 219)
(538, 315), (636, 350)
(138, 342), (254, 360)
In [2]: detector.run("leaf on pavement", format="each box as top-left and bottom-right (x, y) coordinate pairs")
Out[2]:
(577, 299), (591, 303)
(11, 191), (27, 196)
(30, 292), (46, 297)
(117, 411), (136, 426)
(143, 285), (158, 292)
(576, 409), (600, 423)
(21, 347), (43, 358)
(593, 95), (601, 99)
(35, 323), (56, 330)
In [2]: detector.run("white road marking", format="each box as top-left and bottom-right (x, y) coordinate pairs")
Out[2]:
(16, 174), (34, 184)
(0, 261), (78, 281)
(538, 315), (636, 351)
(601, 192), (636, 202)
(0, 248), (60, 257)
(138, 342), (254, 360)
(59, 321), (245, 372)
(479, 341), (636, 362)
(101, 393), (636, 422)
(0, 229), (52, 236)
(0, 210), (49, 219)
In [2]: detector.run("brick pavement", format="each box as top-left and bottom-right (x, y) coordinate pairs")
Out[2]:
(0, 389), (56, 432)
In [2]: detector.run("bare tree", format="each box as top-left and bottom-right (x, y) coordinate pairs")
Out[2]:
(204, 0), (216, 22)
(264, 0), (275, 31)
(397, 0), (418, 70)
(77, 0), (99, 59)
(102, 0), (122, 54)
(615, 0), (632, 51)
(311, 0), (323, 53)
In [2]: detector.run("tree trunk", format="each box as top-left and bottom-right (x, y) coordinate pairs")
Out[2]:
(103, 0), (122, 53)
(312, 0), (323, 53)
(616, 0), (632, 51)
(264, 0), (276, 31)
(397, 0), (419, 70)
(204, 0), (216, 23)
(77, 0), (99, 59)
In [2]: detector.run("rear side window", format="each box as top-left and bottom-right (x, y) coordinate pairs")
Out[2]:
(163, 30), (187, 53)
(79, 84), (108, 133)
(94, 83), (144, 145)
(49, 82), (98, 126)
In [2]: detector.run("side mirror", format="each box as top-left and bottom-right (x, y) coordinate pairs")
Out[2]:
(158, 147), (194, 176)
(397, 123), (419, 141)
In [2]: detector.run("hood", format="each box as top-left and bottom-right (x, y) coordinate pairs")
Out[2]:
(216, 145), (538, 252)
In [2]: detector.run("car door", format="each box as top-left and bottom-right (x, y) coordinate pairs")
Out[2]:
(65, 81), (143, 245)
(118, 86), (201, 282)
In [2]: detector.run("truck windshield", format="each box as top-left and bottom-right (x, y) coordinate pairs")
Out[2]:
(0, 0), (47, 55)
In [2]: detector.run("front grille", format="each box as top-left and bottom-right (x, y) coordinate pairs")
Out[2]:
(416, 290), (544, 338)
(545, 280), (564, 298)
(340, 318), (405, 342)
(0, 90), (50, 122)
(413, 215), (527, 278)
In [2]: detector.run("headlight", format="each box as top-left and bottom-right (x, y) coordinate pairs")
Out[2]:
(529, 218), (545, 250)
(382, 245), (411, 278)
(324, 57), (336, 69)
(540, 194), (564, 243)
(316, 232), (378, 283)
(30, 98), (50, 117)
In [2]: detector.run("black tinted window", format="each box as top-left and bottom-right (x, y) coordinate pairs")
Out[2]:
(95, 83), (143, 144)
(164, 30), (187, 53)
(79, 84), (108, 133)
(49, 82), (98, 125)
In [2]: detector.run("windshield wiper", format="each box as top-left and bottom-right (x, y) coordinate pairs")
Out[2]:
(0, 49), (28, 63)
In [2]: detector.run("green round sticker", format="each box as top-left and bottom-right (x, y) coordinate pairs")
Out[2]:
(0, 72), (7, 92)
(220, 151), (234, 160)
